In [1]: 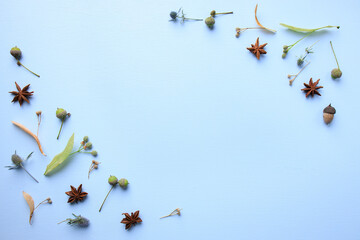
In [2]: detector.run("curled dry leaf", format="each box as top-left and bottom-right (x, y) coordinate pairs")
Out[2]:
(23, 191), (35, 224)
(12, 121), (46, 156)
(255, 4), (276, 33)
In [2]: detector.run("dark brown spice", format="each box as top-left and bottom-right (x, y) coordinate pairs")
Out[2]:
(121, 210), (142, 230)
(65, 184), (88, 203)
(247, 37), (267, 59)
(301, 78), (323, 97)
(9, 82), (34, 106)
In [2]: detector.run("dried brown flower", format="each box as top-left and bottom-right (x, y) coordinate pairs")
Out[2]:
(121, 210), (142, 230)
(65, 184), (88, 203)
(301, 78), (323, 97)
(9, 82), (34, 106)
(247, 37), (267, 60)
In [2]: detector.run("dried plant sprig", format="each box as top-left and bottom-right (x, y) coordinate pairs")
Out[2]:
(6, 151), (39, 183)
(10, 46), (40, 77)
(99, 175), (118, 212)
(23, 191), (51, 224)
(36, 111), (42, 137)
(235, 27), (263, 37)
(210, 10), (233, 17)
(255, 4), (276, 33)
(297, 41), (318, 66)
(160, 208), (182, 219)
(288, 61), (310, 86)
(169, 8), (202, 23)
(282, 32), (313, 58)
(12, 121), (46, 156)
(88, 160), (100, 179)
(330, 41), (342, 79)
(58, 214), (89, 227)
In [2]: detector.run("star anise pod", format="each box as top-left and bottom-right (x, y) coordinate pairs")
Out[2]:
(120, 210), (142, 230)
(9, 82), (34, 106)
(301, 78), (323, 97)
(65, 184), (88, 203)
(247, 37), (267, 60)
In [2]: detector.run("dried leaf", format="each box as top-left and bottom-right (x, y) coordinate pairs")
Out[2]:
(255, 4), (276, 33)
(279, 23), (340, 33)
(23, 191), (35, 224)
(44, 133), (74, 176)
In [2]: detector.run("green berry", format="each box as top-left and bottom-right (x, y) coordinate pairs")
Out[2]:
(83, 136), (89, 143)
(91, 150), (98, 156)
(56, 108), (69, 119)
(210, 10), (216, 17)
(10, 46), (22, 60)
(118, 178), (129, 189)
(85, 142), (92, 149)
(108, 175), (118, 185)
(331, 68), (342, 79)
(283, 45), (288, 50)
(205, 17), (215, 28)
(282, 53), (287, 58)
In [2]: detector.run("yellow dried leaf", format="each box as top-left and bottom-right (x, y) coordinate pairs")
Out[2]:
(255, 4), (276, 33)
(23, 191), (35, 224)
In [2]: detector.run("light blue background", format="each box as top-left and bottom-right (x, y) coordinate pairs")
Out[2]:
(1, 0), (359, 239)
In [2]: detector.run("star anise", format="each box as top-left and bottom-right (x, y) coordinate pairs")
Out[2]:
(65, 184), (88, 203)
(301, 78), (323, 97)
(9, 82), (34, 106)
(120, 210), (142, 230)
(247, 37), (267, 60)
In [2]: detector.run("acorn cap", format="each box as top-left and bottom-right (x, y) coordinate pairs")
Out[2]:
(323, 104), (336, 114)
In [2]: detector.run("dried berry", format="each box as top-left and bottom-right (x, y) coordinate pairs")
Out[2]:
(118, 178), (129, 189)
(205, 17), (215, 28)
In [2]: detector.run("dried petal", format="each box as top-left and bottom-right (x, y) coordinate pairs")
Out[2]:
(255, 4), (276, 33)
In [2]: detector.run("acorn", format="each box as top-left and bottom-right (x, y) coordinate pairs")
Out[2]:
(205, 17), (215, 28)
(323, 104), (336, 124)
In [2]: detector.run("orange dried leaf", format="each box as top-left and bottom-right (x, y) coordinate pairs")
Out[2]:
(23, 191), (35, 224)
(255, 4), (276, 33)
(12, 121), (46, 156)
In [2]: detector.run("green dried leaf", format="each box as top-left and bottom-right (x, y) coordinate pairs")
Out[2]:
(44, 133), (74, 176)
(280, 23), (339, 33)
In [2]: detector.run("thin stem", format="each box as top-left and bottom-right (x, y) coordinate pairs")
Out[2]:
(160, 208), (182, 219)
(17, 61), (40, 77)
(216, 11), (233, 15)
(20, 164), (39, 183)
(58, 218), (71, 224)
(99, 185), (115, 212)
(182, 17), (203, 21)
(330, 41), (340, 69)
(37, 115), (41, 137)
(288, 32), (313, 51)
(88, 163), (94, 179)
(35, 199), (48, 209)
(57, 119), (64, 140)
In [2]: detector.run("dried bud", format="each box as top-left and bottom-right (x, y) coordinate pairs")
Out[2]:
(47, 198), (53, 204)
(108, 175), (118, 185)
(83, 136), (89, 143)
(118, 178), (129, 189)
(36, 111), (42, 116)
(210, 10), (216, 17)
(170, 11), (177, 20)
(297, 58), (304, 66)
(10, 46), (22, 60)
(91, 150), (98, 156)
(56, 108), (68, 120)
(323, 104), (336, 124)
(85, 142), (92, 150)
(331, 68), (342, 79)
(11, 153), (23, 166)
(77, 217), (90, 227)
(205, 17), (215, 28)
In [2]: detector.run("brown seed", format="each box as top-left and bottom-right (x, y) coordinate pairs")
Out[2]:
(323, 104), (336, 124)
